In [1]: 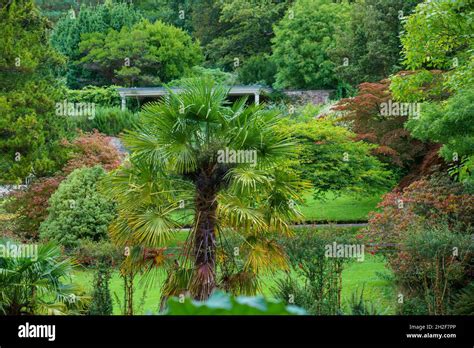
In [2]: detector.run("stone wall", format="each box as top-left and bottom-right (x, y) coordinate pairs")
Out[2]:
(283, 90), (333, 105)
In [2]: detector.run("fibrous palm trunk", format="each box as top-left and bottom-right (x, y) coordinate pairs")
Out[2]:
(191, 168), (219, 300)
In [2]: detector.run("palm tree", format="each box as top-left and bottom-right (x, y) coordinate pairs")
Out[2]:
(0, 240), (89, 315)
(103, 78), (308, 301)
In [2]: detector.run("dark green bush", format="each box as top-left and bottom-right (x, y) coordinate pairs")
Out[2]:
(272, 228), (357, 314)
(72, 106), (138, 136)
(88, 260), (113, 315)
(70, 239), (123, 267)
(237, 54), (276, 86)
(346, 287), (382, 315)
(39, 166), (116, 248)
(398, 297), (429, 315)
(450, 282), (474, 315)
(66, 86), (122, 107)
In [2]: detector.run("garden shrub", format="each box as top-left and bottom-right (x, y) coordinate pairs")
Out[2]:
(280, 116), (394, 197)
(62, 131), (124, 174)
(366, 174), (474, 246)
(66, 85), (122, 107)
(450, 282), (474, 315)
(70, 239), (123, 267)
(72, 107), (138, 137)
(398, 297), (428, 315)
(39, 166), (116, 248)
(401, 224), (472, 314)
(366, 174), (474, 314)
(272, 228), (357, 315)
(333, 78), (431, 173)
(6, 132), (123, 241)
(5, 177), (62, 241)
(88, 260), (114, 315)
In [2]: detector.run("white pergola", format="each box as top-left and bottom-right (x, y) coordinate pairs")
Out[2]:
(117, 85), (272, 110)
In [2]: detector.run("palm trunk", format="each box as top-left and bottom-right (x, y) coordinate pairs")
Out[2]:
(192, 169), (218, 300)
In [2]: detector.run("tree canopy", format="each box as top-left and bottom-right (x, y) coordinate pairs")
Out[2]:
(78, 20), (203, 87)
(272, 0), (349, 89)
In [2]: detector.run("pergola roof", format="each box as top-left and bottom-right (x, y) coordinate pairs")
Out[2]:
(116, 85), (272, 98)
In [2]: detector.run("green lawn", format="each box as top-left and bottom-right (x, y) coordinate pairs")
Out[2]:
(70, 192), (393, 315)
(299, 191), (383, 222)
(71, 254), (395, 315)
(171, 191), (383, 225)
(340, 254), (395, 314)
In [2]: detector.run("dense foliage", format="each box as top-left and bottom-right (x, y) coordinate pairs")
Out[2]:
(0, 240), (88, 315)
(365, 175), (474, 314)
(5, 132), (123, 241)
(271, 0), (349, 89)
(88, 260), (114, 315)
(71, 107), (138, 137)
(0, 0), (68, 183)
(272, 228), (355, 315)
(334, 79), (430, 172)
(330, 0), (421, 86)
(281, 109), (394, 196)
(205, 0), (289, 71)
(78, 20), (203, 86)
(163, 290), (305, 315)
(39, 166), (116, 248)
(50, 1), (142, 88)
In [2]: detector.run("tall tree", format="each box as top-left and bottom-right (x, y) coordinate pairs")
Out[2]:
(271, 0), (349, 89)
(78, 20), (203, 86)
(134, 0), (194, 33)
(205, 0), (290, 71)
(397, 0), (474, 184)
(50, 1), (142, 88)
(0, 0), (69, 183)
(330, 0), (421, 86)
(103, 78), (305, 300)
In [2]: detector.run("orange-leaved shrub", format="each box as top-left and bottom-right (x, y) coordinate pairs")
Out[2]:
(6, 131), (123, 241)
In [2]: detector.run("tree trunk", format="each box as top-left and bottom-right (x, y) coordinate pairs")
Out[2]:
(192, 168), (219, 300)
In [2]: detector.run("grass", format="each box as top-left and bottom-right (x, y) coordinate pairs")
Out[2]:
(299, 191), (383, 222)
(69, 191), (391, 314)
(72, 253), (395, 315)
(340, 254), (395, 314)
(171, 191), (384, 226)
(71, 227), (396, 315)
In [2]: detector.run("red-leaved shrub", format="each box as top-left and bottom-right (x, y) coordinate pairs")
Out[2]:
(364, 174), (474, 314)
(365, 174), (474, 246)
(6, 131), (123, 241)
(333, 79), (430, 171)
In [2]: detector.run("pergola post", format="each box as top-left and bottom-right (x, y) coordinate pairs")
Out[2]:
(121, 96), (126, 111)
(254, 92), (260, 105)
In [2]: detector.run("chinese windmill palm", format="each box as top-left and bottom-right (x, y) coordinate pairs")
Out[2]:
(103, 78), (308, 300)
(0, 241), (89, 315)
